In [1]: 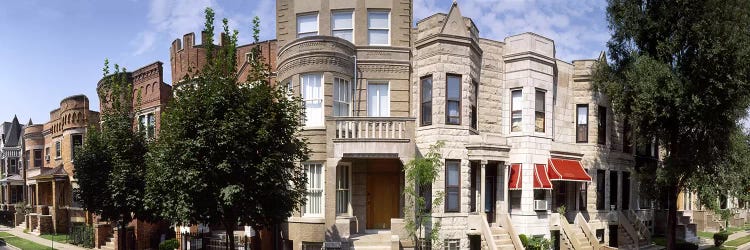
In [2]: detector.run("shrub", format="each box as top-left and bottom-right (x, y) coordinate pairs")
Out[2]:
(527, 236), (552, 250)
(69, 223), (95, 248)
(519, 234), (529, 247)
(714, 231), (730, 247)
(159, 239), (179, 250)
(675, 242), (699, 250)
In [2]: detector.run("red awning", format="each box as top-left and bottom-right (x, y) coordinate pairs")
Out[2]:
(534, 164), (553, 189)
(509, 164), (522, 190)
(548, 158), (592, 182)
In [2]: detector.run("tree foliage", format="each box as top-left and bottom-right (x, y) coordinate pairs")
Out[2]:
(74, 60), (149, 224)
(594, 0), (750, 248)
(144, 8), (309, 249)
(403, 141), (444, 249)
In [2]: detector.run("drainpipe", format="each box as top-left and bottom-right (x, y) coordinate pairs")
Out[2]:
(352, 54), (358, 116)
(552, 61), (558, 141)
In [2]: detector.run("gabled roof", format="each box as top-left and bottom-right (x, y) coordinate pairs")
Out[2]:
(440, 1), (470, 37)
(3, 116), (22, 147)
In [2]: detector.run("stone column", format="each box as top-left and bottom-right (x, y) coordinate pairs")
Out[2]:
(499, 164), (509, 215)
(479, 160), (486, 216)
(34, 184), (39, 207)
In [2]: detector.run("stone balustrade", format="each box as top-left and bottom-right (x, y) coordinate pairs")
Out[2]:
(331, 117), (413, 142)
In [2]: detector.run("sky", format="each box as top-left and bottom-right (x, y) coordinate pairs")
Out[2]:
(0, 0), (611, 124)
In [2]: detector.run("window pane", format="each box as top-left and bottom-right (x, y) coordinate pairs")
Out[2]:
(421, 77), (432, 102)
(447, 192), (459, 211)
(535, 111), (545, 132)
(368, 83), (389, 116)
(512, 111), (522, 132)
(302, 74), (323, 126)
(368, 12), (389, 28)
(511, 90), (522, 111)
(332, 30), (353, 42)
(297, 14), (318, 36)
(447, 162), (459, 186)
(332, 11), (353, 29)
(447, 75), (460, 99)
(447, 101), (460, 124)
(535, 91), (545, 112)
(422, 102), (432, 126)
(577, 105), (588, 124)
(368, 30), (389, 45)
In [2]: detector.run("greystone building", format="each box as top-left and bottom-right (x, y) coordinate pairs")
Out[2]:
(0, 116), (25, 208)
(276, 1), (654, 250)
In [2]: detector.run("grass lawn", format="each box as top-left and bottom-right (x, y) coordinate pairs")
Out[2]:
(38, 234), (68, 244)
(0, 232), (54, 250)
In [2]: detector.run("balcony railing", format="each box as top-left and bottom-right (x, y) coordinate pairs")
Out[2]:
(328, 117), (414, 142)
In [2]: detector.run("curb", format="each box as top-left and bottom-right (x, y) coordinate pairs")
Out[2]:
(4, 243), (23, 250)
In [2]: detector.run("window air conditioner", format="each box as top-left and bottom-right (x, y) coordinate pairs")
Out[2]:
(534, 200), (548, 211)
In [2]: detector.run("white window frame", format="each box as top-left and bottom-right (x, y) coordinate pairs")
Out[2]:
(297, 13), (319, 38)
(301, 74), (324, 128)
(336, 163), (352, 215)
(511, 89), (523, 132)
(367, 10), (390, 46)
(55, 141), (61, 159)
(331, 10), (354, 43)
(303, 162), (325, 217)
(367, 81), (390, 117)
(333, 77), (352, 117)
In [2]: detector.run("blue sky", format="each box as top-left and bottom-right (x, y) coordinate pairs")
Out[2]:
(0, 0), (611, 124)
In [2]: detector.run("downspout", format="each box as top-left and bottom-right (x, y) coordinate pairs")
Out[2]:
(353, 55), (358, 116)
(552, 61), (558, 141)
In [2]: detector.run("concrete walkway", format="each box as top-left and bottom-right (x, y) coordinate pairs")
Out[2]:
(0, 226), (90, 250)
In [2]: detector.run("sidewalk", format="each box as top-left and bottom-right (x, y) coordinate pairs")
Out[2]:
(0, 226), (90, 250)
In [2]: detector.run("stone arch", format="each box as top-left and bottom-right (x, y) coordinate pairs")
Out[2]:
(145, 84), (150, 95)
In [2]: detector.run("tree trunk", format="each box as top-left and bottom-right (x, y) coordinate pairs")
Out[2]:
(119, 223), (127, 250)
(224, 220), (236, 250)
(666, 184), (679, 250)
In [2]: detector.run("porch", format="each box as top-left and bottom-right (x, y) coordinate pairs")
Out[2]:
(26, 165), (72, 234)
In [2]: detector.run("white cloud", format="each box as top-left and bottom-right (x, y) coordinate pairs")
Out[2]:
(415, 0), (610, 62)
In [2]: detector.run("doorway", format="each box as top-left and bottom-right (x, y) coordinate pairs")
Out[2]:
(366, 161), (400, 229)
(485, 163), (497, 223)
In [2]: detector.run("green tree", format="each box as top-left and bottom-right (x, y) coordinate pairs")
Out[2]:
(594, 0), (750, 248)
(74, 60), (149, 250)
(403, 141), (444, 249)
(144, 8), (309, 250)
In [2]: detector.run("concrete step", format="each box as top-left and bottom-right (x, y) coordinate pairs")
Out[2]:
(490, 227), (507, 234)
(497, 244), (515, 250)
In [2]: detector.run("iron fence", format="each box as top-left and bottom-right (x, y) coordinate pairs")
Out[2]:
(181, 232), (251, 250)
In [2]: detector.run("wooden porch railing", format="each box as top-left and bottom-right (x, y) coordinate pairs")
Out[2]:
(329, 117), (414, 141)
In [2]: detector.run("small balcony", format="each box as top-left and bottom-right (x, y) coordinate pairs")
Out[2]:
(327, 117), (415, 159)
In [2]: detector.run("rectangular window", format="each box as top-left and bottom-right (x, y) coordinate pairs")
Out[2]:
(535, 90), (545, 132)
(367, 11), (390, 45)
(421, 76), (432, 126)
(336, 165), (350, 215)
(445, 160), (460, 212)
(297, 13), (318, 38)
(471, 80), (478, 129)
(596, 169), (605, 210)
(446, 74), (461, 125)
(576, 104), (589, 142)
(511, 90), (522, 132)
(147, 113), (155, 138)
(301, 74), (324, 127)
(55, 141), (61, 158)
(303, 163), (324, 216)
(622, 172), (630, 210)
(333, 78), (351, 117)
(71, 134), (83, 160)
(331, 10), (354, 42)
(444, 239), (460, 250)
(33, 149), (42, 167)
(598, 106), (607, 145)
(24, 150), (29, 171)
(45, 147), (50, 162)
(610, 171), (618, 210)
(9, 159), (16, 174)
(367, 82), (390, 117)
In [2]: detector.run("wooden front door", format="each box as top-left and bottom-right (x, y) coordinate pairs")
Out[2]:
(366, 163), (400, 229)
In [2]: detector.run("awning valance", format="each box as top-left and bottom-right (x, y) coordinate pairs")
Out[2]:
(534, 164), (553, 189)
(508, 164), (554, 190)
(509, 164), (522, 190)
(548, 158), (592, 182)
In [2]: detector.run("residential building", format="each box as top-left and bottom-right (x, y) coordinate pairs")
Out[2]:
(272, 1), (653, 249)
(23, 94), (99, 235)
(0, 116), (24, 208)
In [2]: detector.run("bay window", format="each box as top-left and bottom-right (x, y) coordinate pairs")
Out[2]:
(598, 106), (607, 145)
(421, 76), (432, 126)
(471, 80), (478, 129)
(511, 89), (522, 132)
(577, 104), (588, 142)
(303, 163), (324, 216)
(446, 74), (461, 125)
(336, 165), (350, 214)
(535, 90), (545, 132)
(333, 78), (351, 116)
(302, 74), (324, 127)
(445, 160), (460, 212)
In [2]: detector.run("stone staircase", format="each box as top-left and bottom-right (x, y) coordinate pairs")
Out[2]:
(489, 226), (515, 250)
(350, 231), (395, 250)
(676, 211), (698, 243)
(15, 221), (26, 231)
(559, 215), (593, 250)
(101, 235), (115, 250)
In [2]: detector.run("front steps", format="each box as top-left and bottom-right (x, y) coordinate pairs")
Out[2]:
(350, 231), (395, 250)
(101, 235), (115, 250)
(489, 226), (515, 250)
